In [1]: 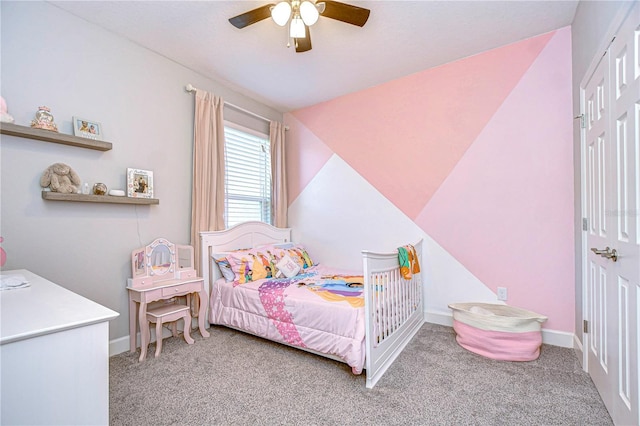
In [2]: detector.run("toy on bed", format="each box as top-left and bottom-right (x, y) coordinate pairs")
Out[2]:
(200, 221), (424, 388)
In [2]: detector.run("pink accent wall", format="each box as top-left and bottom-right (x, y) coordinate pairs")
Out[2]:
(291, 31), (553, 219)
(286, 28), (575, 332)
(416, 29), (574, 331)
(284, 114), (334, 203)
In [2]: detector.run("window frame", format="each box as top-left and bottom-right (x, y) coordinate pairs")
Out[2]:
(223, 121), (272, 228)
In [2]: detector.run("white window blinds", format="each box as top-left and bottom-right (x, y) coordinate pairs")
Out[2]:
(224, 123), (271, 228)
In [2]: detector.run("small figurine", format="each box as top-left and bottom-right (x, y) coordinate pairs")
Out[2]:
(30, 106), (58, 132)
(0, 97), (14, 123)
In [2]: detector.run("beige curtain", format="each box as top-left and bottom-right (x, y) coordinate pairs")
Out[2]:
(270, 121), (288, 228)
(191, 89), (225, 276)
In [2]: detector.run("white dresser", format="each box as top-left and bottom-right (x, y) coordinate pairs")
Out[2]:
(0, 269), (119, 425)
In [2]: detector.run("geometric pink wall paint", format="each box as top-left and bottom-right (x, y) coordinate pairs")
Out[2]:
(286, 28), (575, 333)
(284, 114), (334, 203)
(416, 28), (574, 331)
(291, 31), (554, 219)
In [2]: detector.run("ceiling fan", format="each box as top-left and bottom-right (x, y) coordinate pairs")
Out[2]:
(229, 0), (370, 53)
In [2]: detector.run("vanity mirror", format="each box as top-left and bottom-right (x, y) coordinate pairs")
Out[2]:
(148, 240), (174, 276)
(129, 238), (197, 289)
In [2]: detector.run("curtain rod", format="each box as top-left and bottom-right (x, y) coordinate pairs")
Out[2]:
(185, 83), (288, 130)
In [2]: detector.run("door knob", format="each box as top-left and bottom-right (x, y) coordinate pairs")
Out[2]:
(590, 246), (618, 262)
(602, 248), (618, 262)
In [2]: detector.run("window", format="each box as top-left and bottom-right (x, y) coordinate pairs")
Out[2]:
(224, 123), (271, 228)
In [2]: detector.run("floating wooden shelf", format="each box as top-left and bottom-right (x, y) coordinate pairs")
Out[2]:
(42, 191), (159, 205)
(1, 122), (113, 151)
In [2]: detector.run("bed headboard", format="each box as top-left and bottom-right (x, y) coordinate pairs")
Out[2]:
(199, 221), (292, 320)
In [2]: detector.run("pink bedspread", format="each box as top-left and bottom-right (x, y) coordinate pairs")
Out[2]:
(209, 265), (366, 374)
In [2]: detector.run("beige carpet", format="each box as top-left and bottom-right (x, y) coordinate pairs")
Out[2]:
(109, 323), (612, 425)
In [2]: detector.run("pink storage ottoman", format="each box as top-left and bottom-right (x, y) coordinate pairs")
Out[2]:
(448, 302), (547, 361)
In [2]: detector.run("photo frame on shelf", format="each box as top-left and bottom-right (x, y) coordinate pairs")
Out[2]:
(72, 116), (103, 140)
(127, 168), (154, 199)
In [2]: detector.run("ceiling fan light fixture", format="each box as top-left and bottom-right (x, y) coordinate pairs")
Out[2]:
(289, 15), (306, 38)
(271, 1), (292, 26)
(299, 1), (319, 26)
(229, 0), (370, 52)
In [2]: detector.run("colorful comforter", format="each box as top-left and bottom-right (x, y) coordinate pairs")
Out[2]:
(209, 264), (366, 374)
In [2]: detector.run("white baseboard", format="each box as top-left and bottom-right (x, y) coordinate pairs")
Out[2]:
(424, 309), (575, 348)
(541, 329), (574, 348)
(425, 309), (453, 327)
(110, 336), (130, 357)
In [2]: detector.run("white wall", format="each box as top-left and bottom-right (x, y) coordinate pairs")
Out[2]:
(0, 1), (282, 348)
(570, 0), (630, 348)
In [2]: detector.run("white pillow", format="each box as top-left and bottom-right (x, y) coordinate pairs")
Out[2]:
(276, 254), (301, 278)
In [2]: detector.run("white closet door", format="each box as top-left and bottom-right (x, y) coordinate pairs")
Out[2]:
(585, 48), (614, 412)
(608, 4), (639, 424)
(583, 4), (639, 425)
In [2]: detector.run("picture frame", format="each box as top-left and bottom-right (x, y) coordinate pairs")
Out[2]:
(72, 116), (103, 140)
(127, 168), (154, 198)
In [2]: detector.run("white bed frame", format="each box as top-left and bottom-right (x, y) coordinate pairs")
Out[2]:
(200, 221), (424, 388)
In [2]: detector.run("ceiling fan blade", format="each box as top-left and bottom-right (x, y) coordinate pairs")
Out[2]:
(229, 4), (275, 29)
(295, 25), (312, 53)
(319, 0), (370, 27)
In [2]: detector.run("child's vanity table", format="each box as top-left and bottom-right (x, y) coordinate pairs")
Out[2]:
(127, 238), (209, 361)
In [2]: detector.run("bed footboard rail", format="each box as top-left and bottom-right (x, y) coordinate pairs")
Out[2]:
(362, 239), (424, 389)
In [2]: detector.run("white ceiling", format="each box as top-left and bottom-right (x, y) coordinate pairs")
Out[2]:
(48, 0), (579, 112)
